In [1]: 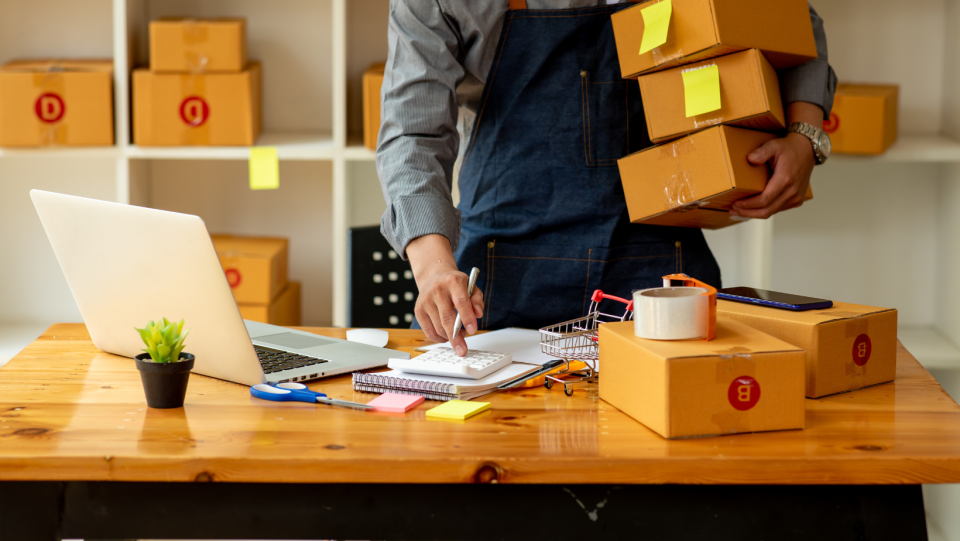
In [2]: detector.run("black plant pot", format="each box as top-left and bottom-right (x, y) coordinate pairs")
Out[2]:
(134, 352), (195, 409)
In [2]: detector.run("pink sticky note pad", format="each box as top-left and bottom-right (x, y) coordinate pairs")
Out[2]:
(367, 393), (424, 413)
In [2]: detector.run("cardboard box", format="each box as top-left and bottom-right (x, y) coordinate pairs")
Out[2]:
(211, 234), (288, 305)
(612, 0), (817, 78)
(717, 300), (898, 398)
(238, 281), (301, 326)
(150, 18), (247, 73)
(363, 63), (385, 150)
(618, 125), (812, 229)
(824, 83), (899, 155)
(0, 59), (114, 147)
(599, 318), (805, 439)
(638, 49), (785, 143)
(132, 63), (261, 146)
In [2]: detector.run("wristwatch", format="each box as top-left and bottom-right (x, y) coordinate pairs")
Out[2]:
(789, 122), (831, 165)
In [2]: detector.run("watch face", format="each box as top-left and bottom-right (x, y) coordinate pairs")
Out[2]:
(818, 131), (832, 157)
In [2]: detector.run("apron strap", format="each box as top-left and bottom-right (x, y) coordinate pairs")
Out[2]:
(509, 0), (642, 10)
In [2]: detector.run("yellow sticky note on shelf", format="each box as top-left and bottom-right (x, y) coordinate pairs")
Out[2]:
(681, 64), (721, 118)
(639, 0), (672, 55)
(249, 146), (279, 190)
(425, 400), (491, 420)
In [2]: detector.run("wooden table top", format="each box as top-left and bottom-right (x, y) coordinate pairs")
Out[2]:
(2, 324), (960, 485)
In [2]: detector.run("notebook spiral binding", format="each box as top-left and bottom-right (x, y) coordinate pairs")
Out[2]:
(352, 373), (460, 401)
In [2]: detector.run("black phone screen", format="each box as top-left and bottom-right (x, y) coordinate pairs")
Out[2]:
(718, 287), (831, 306)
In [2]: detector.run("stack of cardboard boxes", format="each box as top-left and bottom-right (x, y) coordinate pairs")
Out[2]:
(134, 18), (261, 146)
(0, 59), (114, 147)
(211, 235), (300, 326)
(826, 83), (899, 155)
(597, 2), (899, 439)
(612, 0), (818, 229)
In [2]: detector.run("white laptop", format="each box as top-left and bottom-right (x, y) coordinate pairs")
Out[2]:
(30, 190), (408, 387)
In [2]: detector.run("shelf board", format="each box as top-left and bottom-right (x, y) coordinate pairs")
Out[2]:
(899, 326), (960, 370)
(833, 135), (960, 163)
(124, 132), (335, 161)
(0, 146), (120, 159)
(343, 144), (376, 161)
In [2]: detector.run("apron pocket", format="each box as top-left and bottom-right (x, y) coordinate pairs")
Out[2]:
(581, 72), (631, 167)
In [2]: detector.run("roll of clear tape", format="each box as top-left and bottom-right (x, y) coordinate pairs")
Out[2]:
(633, 287), (709, 340)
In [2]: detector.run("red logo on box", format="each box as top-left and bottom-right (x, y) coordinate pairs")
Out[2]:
(728, 376), (760, 411)
(179, 96), (210, 127)
(823, 112), (840, 133)
(852, 334), (872, 366)
(35, 93), (65, 123)
(224, 268), (242, 288)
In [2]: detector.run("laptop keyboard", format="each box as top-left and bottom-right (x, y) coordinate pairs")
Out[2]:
(255, 345), (328, 375)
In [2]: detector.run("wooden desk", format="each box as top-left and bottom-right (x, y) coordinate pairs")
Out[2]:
(2, 324), (960, 540)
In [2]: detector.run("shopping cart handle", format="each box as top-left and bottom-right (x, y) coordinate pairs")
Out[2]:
(591, 289), (633, 310)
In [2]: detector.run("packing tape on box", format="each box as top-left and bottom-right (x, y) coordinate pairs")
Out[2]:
(33, 64), (69, 146)
(182, 20), (211, 73)
(656, 136), (697, 210)
(841, 313), (870, 381)
(633, 286), (709, 340)
(711, 349), (755, 435)
(652, 47), (684, 67)
(179, 73), (211, 145)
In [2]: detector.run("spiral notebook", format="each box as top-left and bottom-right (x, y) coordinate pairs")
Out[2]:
(353, 363), (539, 401)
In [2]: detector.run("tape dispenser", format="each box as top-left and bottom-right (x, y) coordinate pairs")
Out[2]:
(633, 273), (717, 341)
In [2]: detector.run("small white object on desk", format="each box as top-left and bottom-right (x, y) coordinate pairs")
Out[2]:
(388, 347), (513, 380)
(346, 328), (389, 348)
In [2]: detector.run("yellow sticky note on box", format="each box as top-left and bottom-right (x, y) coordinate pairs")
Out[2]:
(639, 0), (672, 55)
(681, 64), (721, 117)
(425, 400), (491, 420)
(249, 146), (279, 190)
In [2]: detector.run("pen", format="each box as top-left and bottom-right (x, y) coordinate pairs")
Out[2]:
(316, 397), (373, 410)
(452, 267), (480, 340)
(497, 359), (566, 390)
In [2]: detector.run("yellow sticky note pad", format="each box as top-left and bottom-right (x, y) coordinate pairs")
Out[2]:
(639, 0), (672, 55)
(425, 400), (491, 420)
(249, 146), (279, 190)
(681, 64), (721, 117)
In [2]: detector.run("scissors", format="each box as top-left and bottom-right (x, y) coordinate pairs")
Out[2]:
(250, 382), (373, 410)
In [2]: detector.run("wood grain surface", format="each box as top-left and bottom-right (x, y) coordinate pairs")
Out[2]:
(1, 324), (960, 485)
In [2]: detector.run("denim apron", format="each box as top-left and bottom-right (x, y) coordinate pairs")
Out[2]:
(454, 3), (721, 331)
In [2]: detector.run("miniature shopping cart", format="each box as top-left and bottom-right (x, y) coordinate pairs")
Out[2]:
(539, 290), (634, 396)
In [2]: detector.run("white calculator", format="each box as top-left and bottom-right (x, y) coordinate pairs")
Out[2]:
(388, 348), (513, 380)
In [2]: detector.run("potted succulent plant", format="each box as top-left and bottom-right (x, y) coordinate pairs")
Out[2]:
(134, 318), (194, 409)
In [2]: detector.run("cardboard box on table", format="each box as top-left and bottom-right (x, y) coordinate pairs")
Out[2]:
(238, 281), (301, 326)
(638, 49), (785, 143)
(0, 59), (113, 146)
(150, 18), (247, 73)
(363, 63), (385, 150)
(617, 124), (812, 229)
(824, 83), (899, 155)
(611, 0), (817, 78)
(211, 234), (288, 305)
(717, 300), (898, 398)
(132, 63), (261, 146)
(598, 318), (805, 439)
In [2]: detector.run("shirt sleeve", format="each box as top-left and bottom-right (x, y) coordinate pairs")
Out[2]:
(376, 0), (465, 260)
(778, 2), (838, 120)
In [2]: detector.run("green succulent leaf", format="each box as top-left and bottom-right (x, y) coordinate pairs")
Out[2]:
(135, 317), (189, 362)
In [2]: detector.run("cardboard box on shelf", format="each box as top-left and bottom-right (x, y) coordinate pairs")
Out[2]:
(599, 318), (805, 439)
(363, 63), (385, 150)
(618, 124), (812, 229)
(211, 234), (288, 305)
(612, 0), (817, 79)
(0, 59), (114, 147)
(717, 300), (898, 398)
(638, 49), (785, 143)
(238, 281), (301, 326)
(133, 63), (261, 146)
(824, 83), (899, 155)
(150, 18), (247, 73)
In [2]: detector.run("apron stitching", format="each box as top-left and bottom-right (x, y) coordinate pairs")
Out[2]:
(581, 76), (590, 166)
(582, 248), (592, 316)
(585, 77), (594, 165)
(490, 254), (672, 262)
(484, 241), (494, 330)
(463, 18), (514, 168)
(487, 243), (496, 329)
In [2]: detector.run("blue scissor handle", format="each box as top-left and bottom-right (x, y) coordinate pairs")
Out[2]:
(250, 384), (318, 403)
(272, 382), (326, 398)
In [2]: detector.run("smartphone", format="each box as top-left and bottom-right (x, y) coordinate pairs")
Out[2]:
(717, 287), (833, 311)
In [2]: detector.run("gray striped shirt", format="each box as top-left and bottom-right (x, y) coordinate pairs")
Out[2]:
(377, 1), (837, 259)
